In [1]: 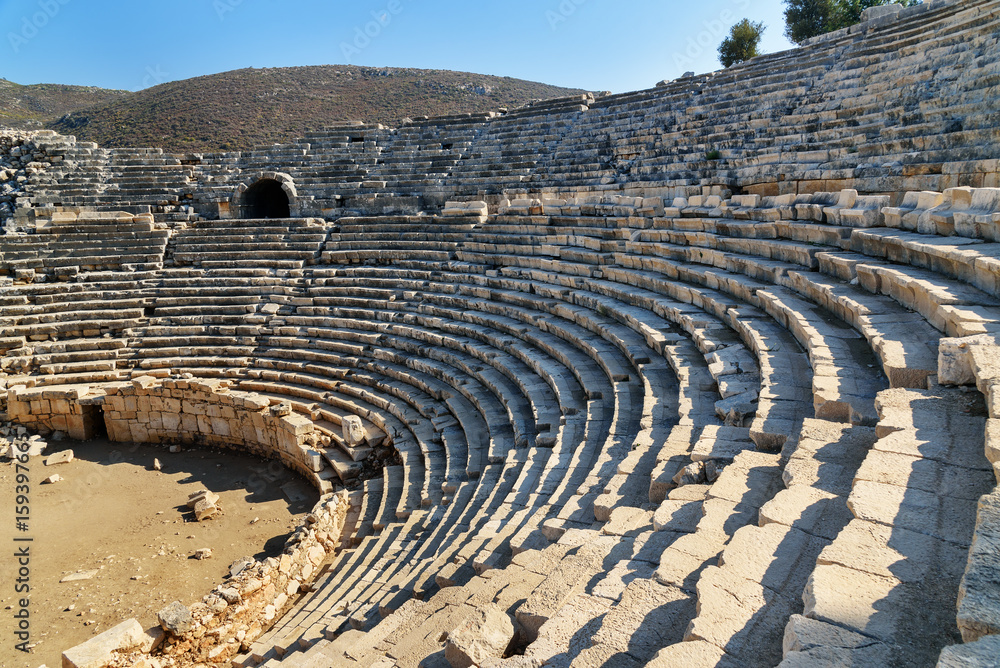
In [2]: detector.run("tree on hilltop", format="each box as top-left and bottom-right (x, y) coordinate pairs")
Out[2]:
(837, 0), (921, 25)
(783, 0), (839, 44)
(784, 0), (923, 44)
(719, 19), (767, 68)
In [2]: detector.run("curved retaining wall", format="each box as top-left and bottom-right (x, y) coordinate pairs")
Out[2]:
(6, 376), (335, 493)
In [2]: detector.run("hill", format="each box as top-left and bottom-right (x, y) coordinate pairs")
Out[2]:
(47, 66), (588, 152)
(0, 79), (129, 129)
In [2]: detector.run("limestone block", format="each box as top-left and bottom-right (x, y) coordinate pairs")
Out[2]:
(685, 566), (795, 666)
(61, 618), (147, 668)
(647, 640), (740, 667)
(937, 635), (1000, 667)
(445, 603), (516, 668)
(187, 489), (219, 508)
(45, 449), (74, 465)
(957, 491), (1000, 642)
(194, 499), (220, 521)
(158, 601), (194, 635)
(780, 614), (893, 667)
(342, 414), (366, 446)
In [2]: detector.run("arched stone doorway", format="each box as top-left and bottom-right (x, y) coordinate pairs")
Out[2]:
(231, 172), (298, 219)
(241, 178), (291, 219)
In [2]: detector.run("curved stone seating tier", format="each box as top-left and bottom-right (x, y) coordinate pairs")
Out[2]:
(169, 218), (329, 269)
(2, 218), (991, 668)
(221, 258), (820, 664)
(0, 210), (168, 277)
(781, 387), (993, 666)
(6, 3), (1000, 664)
(12, 1), (998, 222)
(219, 198), (992, 664)
(5, 178), (1000, 665)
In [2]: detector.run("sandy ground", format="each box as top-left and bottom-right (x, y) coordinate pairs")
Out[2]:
(0, 439), (318, 668)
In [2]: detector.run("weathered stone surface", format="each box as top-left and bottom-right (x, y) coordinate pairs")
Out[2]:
(45, 448), (74, 465)
(444, 603), (516, 668)
(61, 618), (147, 668)
(158, 601), (194, 635)
(186, 489), (219, 508)
(3, 9), (1000, 665)
(342, 414), (366, 445)
(194, 498), (219, 521)
(647, 639), (741, 667)
(957, 491), (1000, 642)
(937, 635), (1000, 667)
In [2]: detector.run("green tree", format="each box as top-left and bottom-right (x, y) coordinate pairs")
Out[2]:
(837, 0), (921, 26)
(783, 0), (840, 43)
(719, 19), (767, 68)
(784, 0), (922, 44)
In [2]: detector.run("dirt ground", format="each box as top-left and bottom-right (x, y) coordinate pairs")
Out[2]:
(0, 438), (318, 668)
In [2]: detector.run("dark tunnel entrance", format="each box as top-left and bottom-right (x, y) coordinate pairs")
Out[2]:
(241, 179), (291, 219)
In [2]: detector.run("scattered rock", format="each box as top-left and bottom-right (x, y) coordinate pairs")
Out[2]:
(168, 445), (182, 453)
(42, 474), (62, 484)
(194, 548), (213, 560)
(27, 436), (46, 457)
(60, 570), (99, 583)
(194, 499), (220, 521)
(157, 601), (194, 636)
(188, 489), (221, 521)
(45, 449), (74, 466)
(229, 556), (255, 578)
(50, 430), (66, 441)
(187, 489), (220, 508)
(218, 587), (241, 604)
(153, 458), (162, 471)
(673, 461), (707, 487)
(444, 603), (516, 668)
(61, 618), (147, 668)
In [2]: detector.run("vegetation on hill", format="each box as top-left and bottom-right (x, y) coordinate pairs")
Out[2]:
(784, 0), (922, 44)
(0, 79), (128, 129)
(46, 66), (587, 152)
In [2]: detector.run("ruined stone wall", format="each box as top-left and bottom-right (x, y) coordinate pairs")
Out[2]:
(5, 384), (102, 440)
(63, 490), (353, 668)
(103, 377), (334, 492)
(5, 376), (336, 493)
(0, 129), (59, 231)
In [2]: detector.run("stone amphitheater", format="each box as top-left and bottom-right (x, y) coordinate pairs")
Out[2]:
(3, 1), (1000, 666)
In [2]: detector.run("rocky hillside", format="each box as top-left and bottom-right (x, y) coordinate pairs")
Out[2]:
(46, 65), (587, 152)
(0, 79), (128, 129)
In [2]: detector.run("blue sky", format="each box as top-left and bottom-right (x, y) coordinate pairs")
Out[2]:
(2, 0), (796, 94)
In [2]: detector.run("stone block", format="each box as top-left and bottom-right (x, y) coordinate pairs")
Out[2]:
(61, 618), (147, 668)
(445, 603), (516, 668)
(342, 414), (366, 445)
(158, 601), (194, 635)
